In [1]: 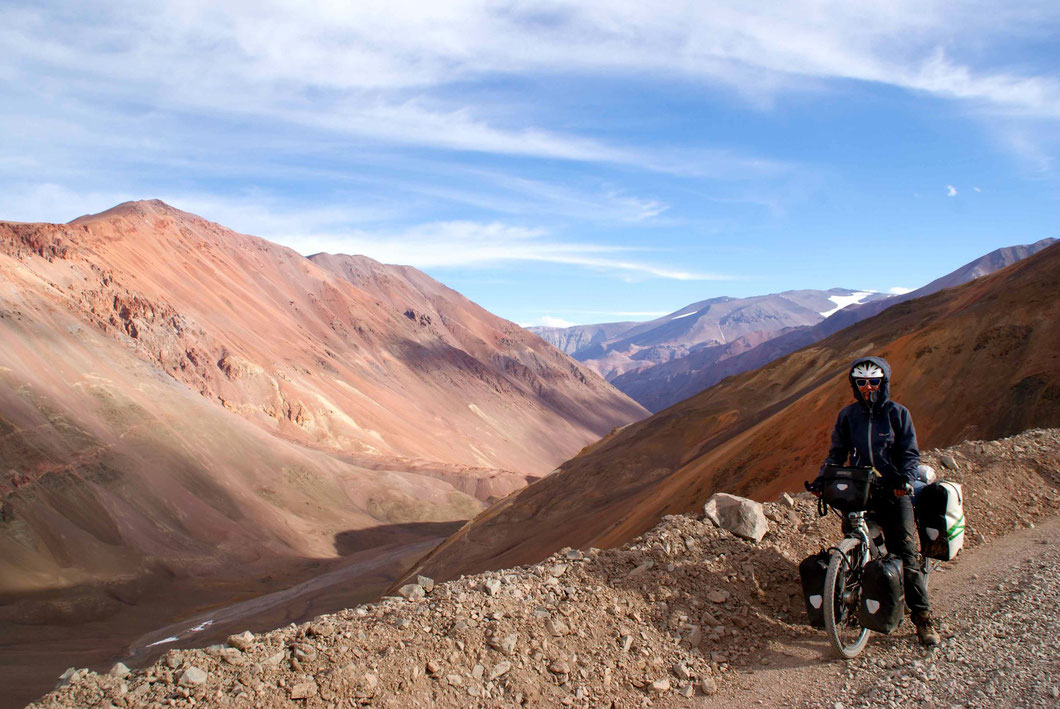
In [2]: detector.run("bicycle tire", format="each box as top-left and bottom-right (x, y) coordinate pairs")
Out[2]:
(823, 537), (871, 658)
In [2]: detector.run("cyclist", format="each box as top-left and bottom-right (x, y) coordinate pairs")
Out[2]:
(815, 356), (940, 647)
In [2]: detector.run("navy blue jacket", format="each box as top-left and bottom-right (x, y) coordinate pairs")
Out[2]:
(822, 356), (920, 486)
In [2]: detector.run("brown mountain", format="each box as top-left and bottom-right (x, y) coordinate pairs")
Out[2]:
(614, 238), (1056, 412)
(399, 241), (1060, 585)
(0, 200), (644, 695)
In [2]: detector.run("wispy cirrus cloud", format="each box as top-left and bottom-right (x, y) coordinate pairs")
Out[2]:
(283, 220), (729, 280)
(5, 0), (1058, 176)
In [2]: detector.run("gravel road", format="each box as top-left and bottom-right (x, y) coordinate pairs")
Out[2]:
(827, 514), (1060, 709)
(713, 515), (1060, 708)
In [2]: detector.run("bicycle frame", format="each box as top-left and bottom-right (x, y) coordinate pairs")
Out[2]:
(839, 509), (884, 562)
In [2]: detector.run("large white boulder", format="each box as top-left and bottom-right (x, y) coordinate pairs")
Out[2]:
(703, 493), (769, 542)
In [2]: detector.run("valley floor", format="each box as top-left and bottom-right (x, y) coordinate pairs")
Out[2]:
(1, 531), (456, 709)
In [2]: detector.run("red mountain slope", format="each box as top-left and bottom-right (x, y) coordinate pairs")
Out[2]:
(0, 199), (644, 597)
(400, 242), (1060, 584)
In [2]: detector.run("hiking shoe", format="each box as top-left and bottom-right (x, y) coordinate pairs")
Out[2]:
(913, 612), (940, 647)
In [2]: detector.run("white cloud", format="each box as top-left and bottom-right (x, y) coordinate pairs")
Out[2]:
(5, 0), (1059, 178)
(536, 316), (577, 328)
(888, 286), (913, 294)
(266, 217), (729, 280)
(973, 186), (982, 192)
(946, 185), (958, 197)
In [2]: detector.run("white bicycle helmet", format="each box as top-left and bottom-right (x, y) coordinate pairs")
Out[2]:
(850, 362), (885, 380)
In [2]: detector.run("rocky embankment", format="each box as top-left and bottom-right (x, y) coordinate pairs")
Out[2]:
(32, 428), (1060, 708)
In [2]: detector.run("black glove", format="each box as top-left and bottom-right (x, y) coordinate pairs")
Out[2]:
(805, 478), (823, 497)
(894, 480), (913, 497)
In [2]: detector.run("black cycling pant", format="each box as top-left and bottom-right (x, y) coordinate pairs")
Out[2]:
(872, 493), (930, 614)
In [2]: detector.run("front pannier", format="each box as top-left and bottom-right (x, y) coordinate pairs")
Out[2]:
(798, 551), (830, 628)
(819, 465), (875, 512)
(915, 481), (965, 561)
(857, 555), (905, 633)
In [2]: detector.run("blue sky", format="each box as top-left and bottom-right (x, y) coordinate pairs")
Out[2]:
(2, 1), (1058, 326)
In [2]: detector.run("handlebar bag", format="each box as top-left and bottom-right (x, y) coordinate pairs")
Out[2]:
(798, 550), (830, 628)
(915, 480), (965, 561)
(857, 554), (905, 633)
(820, 465), (875, 512)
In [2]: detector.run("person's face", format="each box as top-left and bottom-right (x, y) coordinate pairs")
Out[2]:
(855, 377), (882, 396)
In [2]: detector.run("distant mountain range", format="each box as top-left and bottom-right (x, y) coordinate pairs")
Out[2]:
(531, 288), (890, 379)
(401, 240), (1060, 585)
(534, 238), (1056, 412)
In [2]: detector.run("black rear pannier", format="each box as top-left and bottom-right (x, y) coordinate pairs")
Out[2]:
(819, 465), (875, 512)
(857, 555), (905, 633)
(798, 550), (830, 628)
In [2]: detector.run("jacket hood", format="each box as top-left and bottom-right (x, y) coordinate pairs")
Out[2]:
(849, 355), (891, 409)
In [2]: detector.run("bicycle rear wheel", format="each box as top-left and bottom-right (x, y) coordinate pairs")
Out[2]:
(823, 537), (870, 658)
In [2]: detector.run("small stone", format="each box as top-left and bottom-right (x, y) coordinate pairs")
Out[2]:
(108, 662), (130, 678)
(939, 454), (959, 470)
(308, 621), (334, 637)
(446, 673), (464, 686)
(365, 673), (378, 689)
(565, 549), (584, 560)
(484, 578), (503, 596)
(426, 659), (443, 676)
(686, 625), (702, 648)
(549, 660), (570, 675)
(398, 583), (426, 601)
(620, 635), (633, 652)
(218, 648), (243, 666)
(264, 650), (285, 669)
(472, 664), (484, 680)
(700, 676), (718, 695)
(290, 681), (318, 699)
(227, 631), (256, 651)
(165, 653), (181, 670)
(678, 681), (695, 698)
(781, 492), (795, 507)
(625, 560), (654, 578)
(709, 589), (730, 603)
(56, 668), (76, 687)
(546, 618), (570, 636)
(672, 662), (690, 680)
(417, 575), (435, 592)
(651, 678), (671, 693)
(293, 644), (318, 662)
(490, 661), (512, 680)
(179, 667), (208, 686)
(489, 633), (518, 655)
(550, 563), (568, 577)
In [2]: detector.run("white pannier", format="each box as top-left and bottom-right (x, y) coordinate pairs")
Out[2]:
(915, 480), (965, 561)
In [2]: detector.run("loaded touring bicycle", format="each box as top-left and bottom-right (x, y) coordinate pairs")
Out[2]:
(800, 464), (965, 658)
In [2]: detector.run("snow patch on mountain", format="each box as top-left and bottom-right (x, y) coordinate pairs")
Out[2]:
(819, 291), (876, 318)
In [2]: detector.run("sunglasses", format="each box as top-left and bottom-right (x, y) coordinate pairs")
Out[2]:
(855, 378), (882, 387)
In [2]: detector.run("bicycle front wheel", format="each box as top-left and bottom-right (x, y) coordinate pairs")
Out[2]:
(823, 536), (870, 658)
